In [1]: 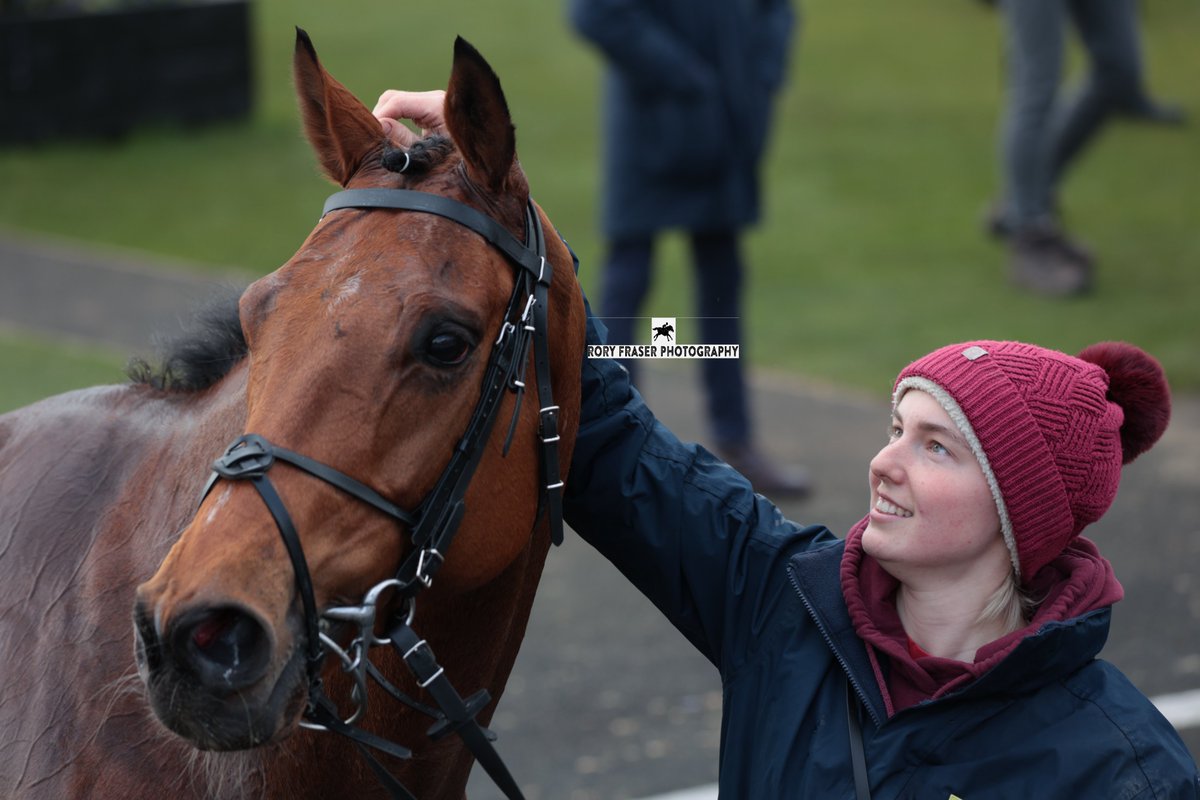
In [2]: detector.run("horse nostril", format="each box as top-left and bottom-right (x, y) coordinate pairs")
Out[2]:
(170, 606), (272, 691)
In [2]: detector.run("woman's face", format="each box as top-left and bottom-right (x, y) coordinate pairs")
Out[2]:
(861, 390), (1009, 582)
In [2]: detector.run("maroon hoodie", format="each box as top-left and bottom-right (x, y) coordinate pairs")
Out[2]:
(839, 516), (1125, 716)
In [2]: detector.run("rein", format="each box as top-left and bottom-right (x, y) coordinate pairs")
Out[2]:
(199, 189), (564, 800)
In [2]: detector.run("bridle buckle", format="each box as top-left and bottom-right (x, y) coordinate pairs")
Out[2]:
(212, 434), (275, 480)
(416, 548), (444, 589)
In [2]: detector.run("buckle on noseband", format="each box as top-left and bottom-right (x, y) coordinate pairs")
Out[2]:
(212, 434), (276, 480)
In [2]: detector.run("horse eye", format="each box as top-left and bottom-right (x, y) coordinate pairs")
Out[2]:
(425, 331), (472, 366)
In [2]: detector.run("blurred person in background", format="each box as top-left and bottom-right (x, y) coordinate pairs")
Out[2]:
(988, 0), (1185, 298)
(565, 0), (810, 497)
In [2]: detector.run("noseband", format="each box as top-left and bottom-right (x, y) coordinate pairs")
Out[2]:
(198, 188), (563, 800)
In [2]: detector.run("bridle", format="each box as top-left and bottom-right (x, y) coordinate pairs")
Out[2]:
(198, 187), (564, 800)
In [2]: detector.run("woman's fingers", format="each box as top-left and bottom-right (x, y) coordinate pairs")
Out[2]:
(372, 90), (447, 147)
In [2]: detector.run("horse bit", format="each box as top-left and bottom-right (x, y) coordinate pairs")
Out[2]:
(198, 187), (563, 800)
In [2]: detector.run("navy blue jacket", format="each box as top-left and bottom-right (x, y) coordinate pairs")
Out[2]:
(563, 314), (1199, 798)
(568, 0), (795, 238)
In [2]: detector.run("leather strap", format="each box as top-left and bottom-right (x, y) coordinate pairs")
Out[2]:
(323, 189), (544, 280)
(205, 433), (418, 527)
(390, 622), (526, 800)
(846, 678), (872, 800)
(252, 474), (324, 676)
(525, 205), (563, 546)
(307, 699), (418, 800)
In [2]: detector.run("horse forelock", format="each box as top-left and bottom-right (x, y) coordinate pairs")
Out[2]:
(381, 134), (454, 178)
(380, 133), (529, 236)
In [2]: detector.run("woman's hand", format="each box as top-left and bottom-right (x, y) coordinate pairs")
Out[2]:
(372, 90), (447, 147)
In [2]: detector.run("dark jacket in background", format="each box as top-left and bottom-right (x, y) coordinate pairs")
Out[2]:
(568, 0), (796, 238)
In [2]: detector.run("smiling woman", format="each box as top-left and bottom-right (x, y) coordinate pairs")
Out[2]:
(861, 389), (1015, 661)
(560, 331), (1198, 797)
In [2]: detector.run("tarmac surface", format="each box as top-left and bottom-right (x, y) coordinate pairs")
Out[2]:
(1, 231), (1197, 799)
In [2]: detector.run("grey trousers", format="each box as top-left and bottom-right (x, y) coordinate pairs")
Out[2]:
(999, 0), (1151, 228)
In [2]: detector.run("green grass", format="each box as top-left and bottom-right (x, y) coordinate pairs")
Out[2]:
(0, 331), (126, 413)
(0, 0), (1197, 400)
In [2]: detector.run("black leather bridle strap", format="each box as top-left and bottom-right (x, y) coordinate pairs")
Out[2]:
(523, 206), (564, 546)
(390, 622), (526, 800)
(202, 434), (417, 529)
(308, 696), (414, 762)
(323, 189), (544, 281)
(250, 475), (324, 673)
(268, 445), (418, 526)
(405, 278), (526, 556)
(307, 698), (419, 800)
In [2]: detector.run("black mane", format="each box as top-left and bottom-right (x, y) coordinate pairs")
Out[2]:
(126, 286), (248, 392)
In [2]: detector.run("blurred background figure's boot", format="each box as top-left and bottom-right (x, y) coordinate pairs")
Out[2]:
(1126, 98), (1188, 126)
(1009, 223), (1093, 298)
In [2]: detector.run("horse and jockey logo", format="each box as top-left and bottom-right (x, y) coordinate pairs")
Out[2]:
(651, 317), (675, 342)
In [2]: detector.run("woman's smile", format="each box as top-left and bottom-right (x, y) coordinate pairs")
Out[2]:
(873, 493), (913, 518)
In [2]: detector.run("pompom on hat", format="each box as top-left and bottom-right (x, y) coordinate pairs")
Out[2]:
(893, 341), (1171, 582)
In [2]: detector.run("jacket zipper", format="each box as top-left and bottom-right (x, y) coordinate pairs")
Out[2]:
(787, 565), (884, 728)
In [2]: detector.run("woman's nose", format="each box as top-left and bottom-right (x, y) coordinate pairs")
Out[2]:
(869, 439), (904, 484)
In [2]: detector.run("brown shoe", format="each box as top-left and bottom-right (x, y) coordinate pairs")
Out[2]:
(1009, 224), (1094, 298)
(718, 444), (812, 499)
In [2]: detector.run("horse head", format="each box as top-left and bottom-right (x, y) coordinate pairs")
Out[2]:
(133, 31), (585, 754)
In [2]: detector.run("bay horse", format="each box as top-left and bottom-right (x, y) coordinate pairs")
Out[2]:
(0, 30), (585, 799)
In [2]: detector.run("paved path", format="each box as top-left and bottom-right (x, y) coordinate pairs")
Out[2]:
(2, 232), (1197, 799)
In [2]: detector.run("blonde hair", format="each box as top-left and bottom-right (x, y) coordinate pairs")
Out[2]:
(977, 571), (1039, 634)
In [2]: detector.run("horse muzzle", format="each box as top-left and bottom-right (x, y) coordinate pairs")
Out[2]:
(133, 596), (307, 750)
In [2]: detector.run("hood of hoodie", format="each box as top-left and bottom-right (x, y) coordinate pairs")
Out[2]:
(839, 515), (1124, 716)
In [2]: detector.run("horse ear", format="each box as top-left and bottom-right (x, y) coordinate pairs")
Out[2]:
(444, 37), (516, 195)
(293, 28), (382, 187)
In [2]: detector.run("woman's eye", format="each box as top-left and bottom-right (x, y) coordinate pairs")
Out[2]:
(887, 424), (902, 441)
(425, 331), (471, 366)
(928, 440), (948, 455)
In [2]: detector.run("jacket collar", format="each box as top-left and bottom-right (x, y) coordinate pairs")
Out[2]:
(787, 540), (1114, 726)
(786, 542), (889, 726)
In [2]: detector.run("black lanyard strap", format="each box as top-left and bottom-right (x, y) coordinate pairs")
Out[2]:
(846, 678), (873, 800)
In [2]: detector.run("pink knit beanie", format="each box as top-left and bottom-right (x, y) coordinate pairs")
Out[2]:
(893, 341), (1171, 582)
